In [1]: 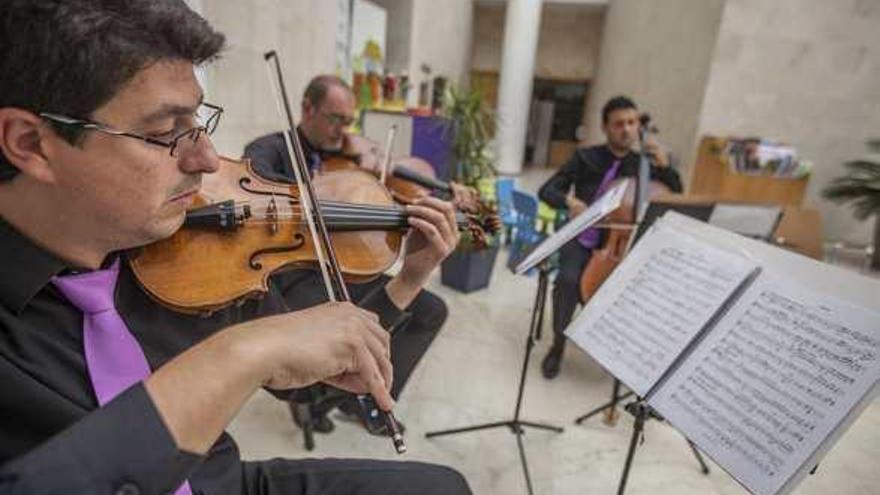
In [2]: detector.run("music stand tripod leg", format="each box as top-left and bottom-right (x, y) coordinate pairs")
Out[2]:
(516, 429), (535, 495)
(616, 401), (711, 494)
(617, 401), (649, 495)
(424, 265), (563, 495)
(687, 440), (711, 475)
(574, 379), (635, 425)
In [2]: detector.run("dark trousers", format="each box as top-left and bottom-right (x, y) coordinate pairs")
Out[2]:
(271, 270), (448, 410)
(550, 240), (593, 349)
(243, 458), (471, 495)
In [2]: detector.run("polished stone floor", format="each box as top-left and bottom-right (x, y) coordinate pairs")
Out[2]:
(228, 170), (880, 495)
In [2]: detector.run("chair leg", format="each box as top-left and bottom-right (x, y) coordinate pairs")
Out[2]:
(296, 403), (316, 451)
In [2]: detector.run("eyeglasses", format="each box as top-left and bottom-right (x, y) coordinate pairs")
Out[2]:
(40, 102), (223, 157)
(320, 111), (355, 128)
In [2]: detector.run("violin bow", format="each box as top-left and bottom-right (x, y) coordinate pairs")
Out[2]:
(263, 50), (405, 453)
(379, 124), (397, 184)
(264, 51), (349, 302)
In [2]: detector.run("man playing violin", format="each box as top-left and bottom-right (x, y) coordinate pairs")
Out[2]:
(244, 76), (452, 437)
(0, 1), (470, 494)
(245, 75), (359, 180)
(537, 96), (683, 379)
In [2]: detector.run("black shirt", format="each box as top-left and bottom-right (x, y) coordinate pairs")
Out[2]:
(538, 144), (683, 210)
(0, 217), (404, 494)
(242, 129), (358, 183)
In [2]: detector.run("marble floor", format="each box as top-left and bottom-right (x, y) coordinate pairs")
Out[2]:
(228, 168), (880, 495)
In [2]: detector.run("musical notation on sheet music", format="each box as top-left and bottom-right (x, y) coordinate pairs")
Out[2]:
(566, 225), (757, 396)
(651, 276), (880, 495)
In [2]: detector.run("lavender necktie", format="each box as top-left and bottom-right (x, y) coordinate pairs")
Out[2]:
(53, 259), (193, 495)
(576, 159), (622, 249)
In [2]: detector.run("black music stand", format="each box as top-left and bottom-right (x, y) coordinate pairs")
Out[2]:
(425, 260), (562, 495)
(616, 400), (710, 495)
(426, 183), (627, 495)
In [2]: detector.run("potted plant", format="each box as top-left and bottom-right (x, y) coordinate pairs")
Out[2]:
(439, 84), (501, 292)
(822, 139), (880, 270)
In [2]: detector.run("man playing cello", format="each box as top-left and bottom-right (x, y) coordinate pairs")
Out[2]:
(537, 96), (683, 379)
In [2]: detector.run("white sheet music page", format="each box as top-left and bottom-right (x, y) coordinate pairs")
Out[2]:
(565, 222), (758, 397)
(514, 181), (627, 275)
(650, 275), (880, 495)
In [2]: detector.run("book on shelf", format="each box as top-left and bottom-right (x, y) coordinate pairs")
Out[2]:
(723, 138), (809, 179)
(566, 212), (880, 495)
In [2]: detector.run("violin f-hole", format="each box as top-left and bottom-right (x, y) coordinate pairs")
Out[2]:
(247, 233), (307, 270)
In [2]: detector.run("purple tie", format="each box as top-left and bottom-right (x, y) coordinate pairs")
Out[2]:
(53, 259), (193, 495)
(577, 159), (622, 248)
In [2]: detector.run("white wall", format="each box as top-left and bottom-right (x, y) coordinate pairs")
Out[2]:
(408, 0), (474, 90)
(584, 0), (725, 179)
(370, 0), (414, 73)
(197, 0), (473, 155)
(472, 4), (605, 81)
(696, 0), (880, 244)
(199, 1), (339, 158)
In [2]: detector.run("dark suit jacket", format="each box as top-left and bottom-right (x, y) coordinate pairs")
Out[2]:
(538, 144), (683, 210)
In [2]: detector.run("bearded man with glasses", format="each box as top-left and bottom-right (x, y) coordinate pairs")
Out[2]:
(243, 76), (454, 439)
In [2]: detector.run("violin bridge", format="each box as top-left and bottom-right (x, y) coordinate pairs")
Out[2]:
(266, 197), (279, 234)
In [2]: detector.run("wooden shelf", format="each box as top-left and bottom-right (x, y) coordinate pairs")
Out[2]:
(655, 193), (824, 260)
(689, 136), (809, 206)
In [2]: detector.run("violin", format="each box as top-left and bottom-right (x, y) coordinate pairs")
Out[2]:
(339, 134), (450, 203)
(337, 134), (426, 204)
(330, 133), (501, 245)
(129, 155), (470, 315)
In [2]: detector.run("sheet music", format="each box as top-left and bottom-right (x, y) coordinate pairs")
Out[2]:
(565, 223), (758, 396)
(514, 181), (627, 275)
(650, 275), (880, 495)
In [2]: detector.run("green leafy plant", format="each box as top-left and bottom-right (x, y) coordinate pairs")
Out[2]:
(439, 84), (501, 251)
(441, 84), (497, 187)
(822, 139), (880, 269)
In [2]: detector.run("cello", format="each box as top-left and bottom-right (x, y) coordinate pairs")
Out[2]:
(577, 177), (671, 303)
(578, 115), (672, 303)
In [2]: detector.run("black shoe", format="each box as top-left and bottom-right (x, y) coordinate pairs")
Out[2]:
(338, 398), (407, 437)
(289, 403), (335, 434)
(541, 345), (564, 379)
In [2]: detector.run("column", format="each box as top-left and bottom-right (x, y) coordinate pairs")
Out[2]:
(495, 0), (543, 175)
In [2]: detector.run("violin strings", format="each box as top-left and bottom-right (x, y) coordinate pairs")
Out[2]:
(200, 198), (465, 229)
(228, 198), (409, 224)
(239, 207), (410, 227)
(233, 198), (405, 214)
(239, 207), (408, 220)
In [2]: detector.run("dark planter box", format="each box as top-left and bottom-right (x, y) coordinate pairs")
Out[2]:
(440, 244), (500, 293)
